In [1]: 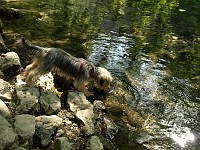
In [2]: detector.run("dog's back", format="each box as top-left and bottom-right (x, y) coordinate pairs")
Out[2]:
(13, 38), (50, 58)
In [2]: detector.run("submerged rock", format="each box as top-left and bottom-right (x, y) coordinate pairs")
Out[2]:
(0, 7), (24, 19)
(123, 105), (144, 128)
(9, 146), (28, 150)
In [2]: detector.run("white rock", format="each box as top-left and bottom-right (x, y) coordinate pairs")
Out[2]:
(0, 99), (11, 120)
(0, 79), (13, 101)
(67, 90), (93, 112)
(36, 72), (55, 91)
(76, 109), (95, 136)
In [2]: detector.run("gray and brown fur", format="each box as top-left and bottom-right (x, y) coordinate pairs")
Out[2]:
(13, 38), (113, 96)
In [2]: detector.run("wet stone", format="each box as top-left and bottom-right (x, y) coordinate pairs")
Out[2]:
(101, 116), (118, 139)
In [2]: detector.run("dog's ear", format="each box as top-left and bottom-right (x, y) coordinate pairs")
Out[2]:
(14, 37), (26, 47)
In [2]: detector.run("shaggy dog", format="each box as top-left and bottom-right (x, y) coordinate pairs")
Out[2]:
(13, 38), (113, 96)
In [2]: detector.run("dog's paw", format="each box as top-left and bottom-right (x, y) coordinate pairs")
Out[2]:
(25, 79), (36, 87)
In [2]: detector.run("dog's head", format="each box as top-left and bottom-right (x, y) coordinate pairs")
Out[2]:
(94, 67), (113, 90)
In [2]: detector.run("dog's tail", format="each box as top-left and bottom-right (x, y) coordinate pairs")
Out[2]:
(13, 37), (47, 56)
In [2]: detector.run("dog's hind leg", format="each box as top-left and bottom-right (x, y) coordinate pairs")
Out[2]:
(25, 65), (49, 86)
(24, 59), (39, 77)
(25, 57), (54, 86)
(25, 68), (38, 86)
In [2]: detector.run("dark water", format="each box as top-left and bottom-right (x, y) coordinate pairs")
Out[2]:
(1, 0), (200, 149)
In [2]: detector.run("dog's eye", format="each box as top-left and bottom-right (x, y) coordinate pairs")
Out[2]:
(100, 79), (104, 86)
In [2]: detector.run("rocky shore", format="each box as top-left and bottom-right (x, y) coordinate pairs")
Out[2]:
(0, 51), (119, 150)
(0, 17), (146, 149)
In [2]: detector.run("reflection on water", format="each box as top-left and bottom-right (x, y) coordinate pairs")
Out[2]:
(88, 32), (134, 71)
(88, 32), (200, 149)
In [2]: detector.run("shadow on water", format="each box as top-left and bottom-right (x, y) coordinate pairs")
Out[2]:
(1, 0), (200, 149)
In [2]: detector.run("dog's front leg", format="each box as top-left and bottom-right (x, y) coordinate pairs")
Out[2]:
(74, 80), (93, 96)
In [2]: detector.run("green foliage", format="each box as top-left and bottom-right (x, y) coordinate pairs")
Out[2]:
(131, 0), (178, 49)
(113, 0), (127, 19)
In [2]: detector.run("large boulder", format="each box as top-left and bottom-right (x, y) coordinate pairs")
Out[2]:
(0, 52), (21, 79)
(67, 91), (94, 136)
(67, 90), (93, 111)
(15, 74), (61, 115)
(86, 136), (104, 150)
(0, 115), (18, 150)
(0, 99), (11, 120)
(15, 78), (40, 114)
(35, 115), (62, 147)
(50, 137), (72, 150)
(39, 90), (61, 115)
(14, 114), (36, 142)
